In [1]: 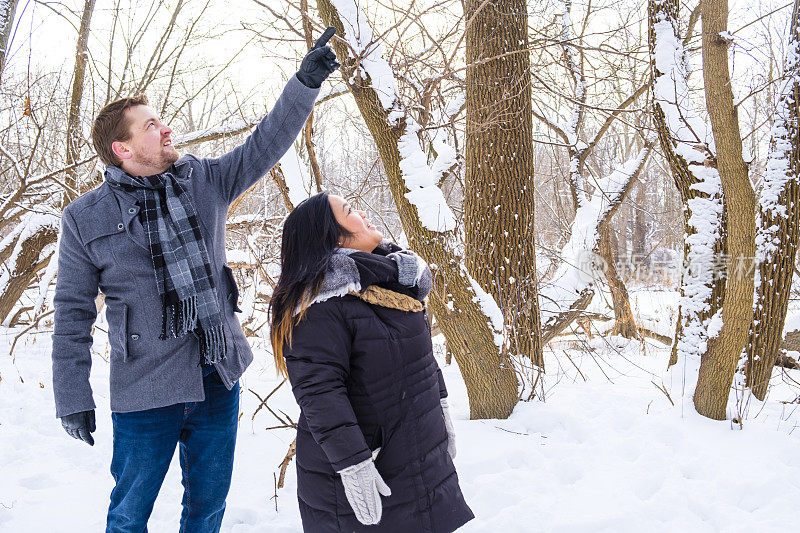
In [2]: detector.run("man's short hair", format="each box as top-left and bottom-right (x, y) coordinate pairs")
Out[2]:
(91, 95), (149, 166)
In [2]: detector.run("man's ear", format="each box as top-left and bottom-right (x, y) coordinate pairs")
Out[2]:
(112, 140), (132, 161)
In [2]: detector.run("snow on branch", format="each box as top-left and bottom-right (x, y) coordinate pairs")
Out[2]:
(173, 118), (261, 149)
(651, 5), (716, 162)
(331, 0), (456, 232)
(463, 265), (505, 348)
(277, 147), (314, 207)
(539, 143), (652, 330)
(1, 212), (60, 326)
(650, 0), (725, 359)
(757, 40), (800, 224)
(330, 0), (397, 111)
(753, 17), (800, 296)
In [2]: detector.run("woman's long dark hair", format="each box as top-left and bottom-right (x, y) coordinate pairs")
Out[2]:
(269, 193), (353, 376)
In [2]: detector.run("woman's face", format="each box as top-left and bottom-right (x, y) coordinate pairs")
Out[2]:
(328, 195), (383, 252)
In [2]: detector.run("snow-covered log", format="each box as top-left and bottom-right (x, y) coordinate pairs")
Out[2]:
(0, 213), (60, 325)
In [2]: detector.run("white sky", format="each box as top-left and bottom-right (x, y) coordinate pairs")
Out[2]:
(5, 0), (304, 105)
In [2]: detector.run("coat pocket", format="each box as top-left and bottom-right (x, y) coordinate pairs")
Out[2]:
(222, 265), (242, 313)
(106, 303), (129, 362)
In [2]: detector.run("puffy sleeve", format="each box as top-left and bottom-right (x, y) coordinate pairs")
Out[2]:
(283, 300), (371, 471)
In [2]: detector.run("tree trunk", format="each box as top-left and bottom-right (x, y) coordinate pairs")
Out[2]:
(0, 0), (20, 87)
(696, 0), (756, 420)
(632, 180), (647, 267)
(648, 0), (726, 369)
(598, 224), (639, 338)
(463, 0), (543, 367)
(63, 0), (97, 208)
(744, 0), (800, 400)
(539, 144), (652, 344)
(317, 0), (519, 419)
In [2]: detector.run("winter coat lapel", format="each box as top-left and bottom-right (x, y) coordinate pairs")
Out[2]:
(113, 188), (149, 251)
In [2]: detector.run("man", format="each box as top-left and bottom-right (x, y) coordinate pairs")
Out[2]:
(51, 29), (339, 532)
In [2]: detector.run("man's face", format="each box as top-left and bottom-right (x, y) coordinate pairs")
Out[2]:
(114, 105), (179, 175)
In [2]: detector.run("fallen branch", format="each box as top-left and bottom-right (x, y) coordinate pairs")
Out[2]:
(277, 438), (297, 489)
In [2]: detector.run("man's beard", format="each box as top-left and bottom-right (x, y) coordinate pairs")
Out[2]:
(135, 149), (179, 175)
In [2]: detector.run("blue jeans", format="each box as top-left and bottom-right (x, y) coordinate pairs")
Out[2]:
(106, 369), (239, 533)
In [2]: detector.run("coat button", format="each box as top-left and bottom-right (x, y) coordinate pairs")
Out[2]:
(128, 208), (136, 214)
(130, 334), (140, 341)
(117, 223), (124, 230)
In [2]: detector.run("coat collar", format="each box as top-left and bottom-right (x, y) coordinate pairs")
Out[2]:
(297, 246), (426, 314)
(103, 161), (195, 251)
(350, 285), (424, 312)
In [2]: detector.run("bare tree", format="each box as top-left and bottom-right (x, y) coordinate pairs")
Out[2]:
(0, 0), (98, 324)
(0, 0), (19, 86)
(533, 0), (650, 343)
(744, 0), (800, 400)
(0, 1), (253, 328)
(648, 0), (726, 373)
(64, 0), (97, 207)
(694, 0), (756, 420)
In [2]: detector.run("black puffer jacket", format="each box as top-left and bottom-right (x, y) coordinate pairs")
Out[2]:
(283, 251), (474, 533)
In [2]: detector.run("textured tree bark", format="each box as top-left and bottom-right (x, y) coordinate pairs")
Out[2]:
(745, 0), (800, 400)
(0, 0), (20, 87)
(463, 0), (543, 368)
(648, 0), (727, 369)
(696, 0), (756, 420)
(317, 0), (519, 419)
(598, 225), (639, 339)
(63, 0), (97, 208)
(782, 330), (800, 353)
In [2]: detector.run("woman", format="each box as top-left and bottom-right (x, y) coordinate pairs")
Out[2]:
(269, 193), (474, 532)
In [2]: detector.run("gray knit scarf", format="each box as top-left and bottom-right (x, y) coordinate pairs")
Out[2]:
(105, 165), (226, 364)
(308, 241), (433, 309)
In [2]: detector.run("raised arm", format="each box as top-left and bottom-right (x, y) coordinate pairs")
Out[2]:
(206, 29), (339, 204)
(205, 75), (319, 204)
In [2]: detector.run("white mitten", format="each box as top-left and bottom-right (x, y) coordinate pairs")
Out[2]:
(441, 398), (457, 459)
(337, 458), (392, 525)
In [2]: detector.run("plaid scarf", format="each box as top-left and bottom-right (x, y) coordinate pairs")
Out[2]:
(105, 166), (226, 364)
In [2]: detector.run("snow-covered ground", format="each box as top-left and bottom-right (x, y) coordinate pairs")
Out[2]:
(2, 288), (800, 532)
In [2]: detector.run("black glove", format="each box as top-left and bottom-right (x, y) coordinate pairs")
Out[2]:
(296, 27), (340, 88)
(61, 409), (96, 446)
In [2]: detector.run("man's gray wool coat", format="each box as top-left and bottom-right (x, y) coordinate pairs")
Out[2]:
(51, 75), (319, 418)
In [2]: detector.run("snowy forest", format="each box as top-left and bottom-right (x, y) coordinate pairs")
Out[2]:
(3, 0), (800, 530)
